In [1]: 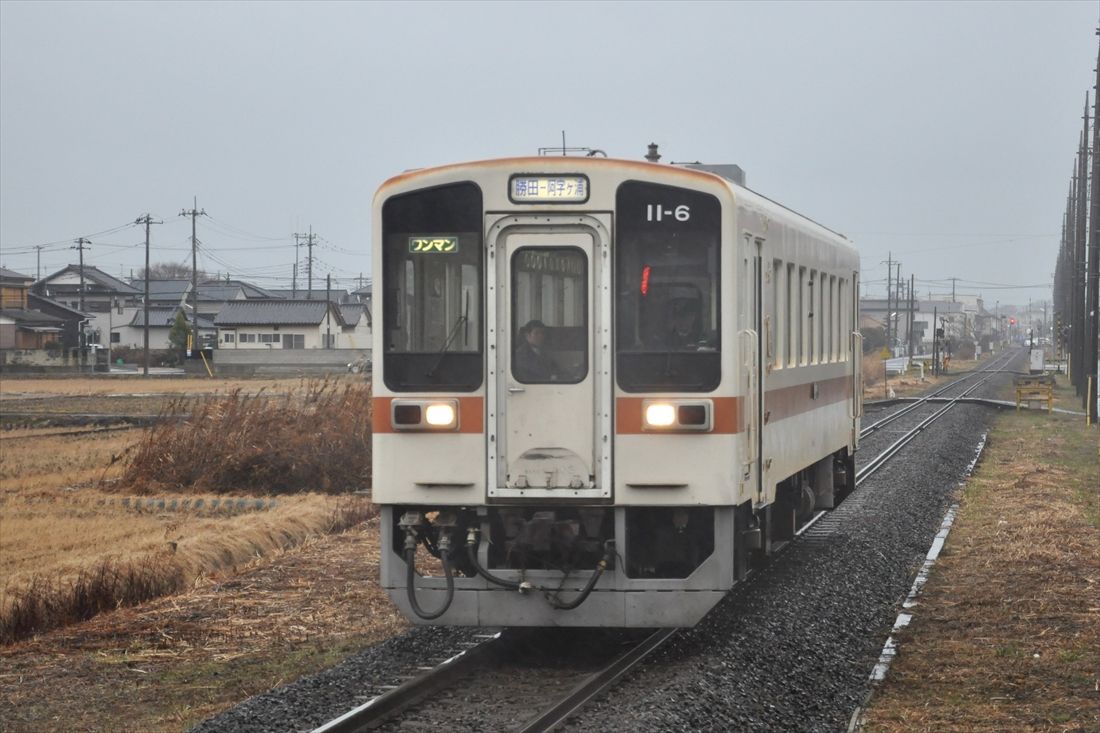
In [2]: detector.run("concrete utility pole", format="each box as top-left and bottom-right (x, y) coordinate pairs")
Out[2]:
(1075, 99), (1090, 399)
(293, 226), (317, 299)
(72, 237), (90, 313)
(35, 245), (44, 281)
(908, 273), (916, 357)
(883, 253), (893, 350)
(135, 214), (162, 376)
(1087, 35), (1100, 422)
(292, 232), (303, 296)
(180, 198), (206, 356)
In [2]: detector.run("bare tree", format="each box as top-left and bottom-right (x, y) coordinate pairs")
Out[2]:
(139, 262), (207, 280)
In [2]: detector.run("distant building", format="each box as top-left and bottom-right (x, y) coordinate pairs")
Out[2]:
(1, 268), (69, 350)
(214, 300), (368, 350)
(113, 307), (217, 350)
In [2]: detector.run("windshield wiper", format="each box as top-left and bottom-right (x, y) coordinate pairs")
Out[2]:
(426, 291), (470, 378)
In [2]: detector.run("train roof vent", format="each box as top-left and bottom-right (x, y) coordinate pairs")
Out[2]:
(678, 163), (746, 186)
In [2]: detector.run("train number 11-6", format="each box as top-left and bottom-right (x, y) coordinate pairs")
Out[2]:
(646, 204), (691, 222)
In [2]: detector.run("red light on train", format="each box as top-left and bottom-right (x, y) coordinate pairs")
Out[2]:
(1009, 318), (1016, 325)
(641, 265), (651, 296)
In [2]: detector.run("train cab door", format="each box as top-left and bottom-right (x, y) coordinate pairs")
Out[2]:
(740, 232), (767, 509)
(485, 214), (613, 502)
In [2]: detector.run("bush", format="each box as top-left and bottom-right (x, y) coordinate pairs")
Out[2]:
(115, 379), (372, 494)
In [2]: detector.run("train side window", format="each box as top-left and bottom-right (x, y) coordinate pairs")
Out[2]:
(773, 258), (784, 369)
(808, 270), (818, 364)
(787, 263), (796, 367)
(798, 266), (807, 366)
(840, 278), (849, 358)
(824, 273), (833, 362)
(831, 275), (839, 361)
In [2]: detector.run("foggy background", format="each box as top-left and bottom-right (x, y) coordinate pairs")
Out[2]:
(1, 0), (1096, 307)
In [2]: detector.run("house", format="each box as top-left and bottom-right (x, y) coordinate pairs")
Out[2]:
(0, 268), (69, 350)
(113, 307), (217, 350)
(34, 264), (141, 347)
(265, 287), (352, 304)
(214, 300), (356, 349)
(0, 307), (66, 349)
(338, 303), (372, 349)
(129, 278), (276, 322)
(1, 267), (34, 309)
(27, 293), (87, 349)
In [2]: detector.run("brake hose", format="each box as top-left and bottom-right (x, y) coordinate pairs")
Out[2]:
(404, 531), (455, 620)
(545, 556), (607, 610)
(466, 528), (523, 590)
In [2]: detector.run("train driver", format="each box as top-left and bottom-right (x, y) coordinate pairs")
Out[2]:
(514, 319), (561, 382)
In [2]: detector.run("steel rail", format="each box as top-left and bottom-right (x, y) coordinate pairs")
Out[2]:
(855, 364), (1005, 486)
(859, 351), (1015, 439)
(312, 352), (1019, 733)
(514, 628), (679, 733)
(309, 631), (506, 733)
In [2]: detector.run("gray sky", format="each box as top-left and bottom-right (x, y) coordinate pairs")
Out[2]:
(1, 1), (1095, 307)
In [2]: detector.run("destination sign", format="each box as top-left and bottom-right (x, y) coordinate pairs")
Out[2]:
(409, 236), (459, 253)
(509, 175), (589, 203)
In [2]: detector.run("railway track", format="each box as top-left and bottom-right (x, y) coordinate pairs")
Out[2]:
(308, 354), (1021, 733)
(859, 350), (1017, 439)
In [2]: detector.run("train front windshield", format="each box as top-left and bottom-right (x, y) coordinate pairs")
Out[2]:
(381, 182), (483, 391)
(615, 181), (722, 392)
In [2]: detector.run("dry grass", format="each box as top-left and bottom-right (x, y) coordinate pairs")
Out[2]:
(116, 379), (371, 494)
(0, 494), (375, 644)
(0, 375), (310, 398)
(1, 376), (378, 644)
(0, 520), (408, 732)
(862, 410), (1100, 732)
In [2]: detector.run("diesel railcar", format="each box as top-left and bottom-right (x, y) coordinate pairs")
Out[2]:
(372, 155), (861, 627)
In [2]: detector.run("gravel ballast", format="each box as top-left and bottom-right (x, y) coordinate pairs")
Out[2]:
(192, 356), (1020, 733)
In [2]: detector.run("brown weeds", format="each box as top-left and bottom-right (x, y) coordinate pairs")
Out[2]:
(115, 379), (372, 495)
(0, 554), (184, 645)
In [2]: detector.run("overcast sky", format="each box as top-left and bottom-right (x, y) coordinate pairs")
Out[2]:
(1, 1), (1096, 307)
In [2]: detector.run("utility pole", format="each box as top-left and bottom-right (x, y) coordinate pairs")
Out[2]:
(135, 214), (162, 377)
(949, 277), (959, 304)
(1087, 37), (1100, 421)
(294, 226), (317, 299)
(292, 232), (302, 296)
(883, 253), (893, 351)
(180, 198), (206, 356)
(896, 264), (903, 354)
(908, 273), (916, 357)
(1075, 98), (1090, 400)
(72, 237), (90, 313)
(325, 273), (332, 348)
(35, 245), (43, 281)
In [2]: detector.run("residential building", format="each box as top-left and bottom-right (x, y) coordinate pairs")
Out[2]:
(214, 300), (361, 350)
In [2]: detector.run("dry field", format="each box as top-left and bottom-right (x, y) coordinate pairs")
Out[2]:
(0, 376), (375, 643)
(862, 407), (1100, 732)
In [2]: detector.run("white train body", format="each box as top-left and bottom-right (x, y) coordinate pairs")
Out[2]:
(372, 157), (861, 627)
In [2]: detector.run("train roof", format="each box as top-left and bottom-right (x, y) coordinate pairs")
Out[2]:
(375, 156), (855, 254)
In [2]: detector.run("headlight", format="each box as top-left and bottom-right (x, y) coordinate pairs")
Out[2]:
(424, 403), (457, 428)
(641, 400), (713, 432)
(391, 399), (459, 431)
(644, 403), (676, 428)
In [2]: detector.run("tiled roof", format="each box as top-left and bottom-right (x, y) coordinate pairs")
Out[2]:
(38, 265), (140, 294)
(0, 267), (33, 282)
(0, 308), (66, 327)
(338, 304), (370, 326)
(214, 300), (345, 327)
(127, 307), (215, 329)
